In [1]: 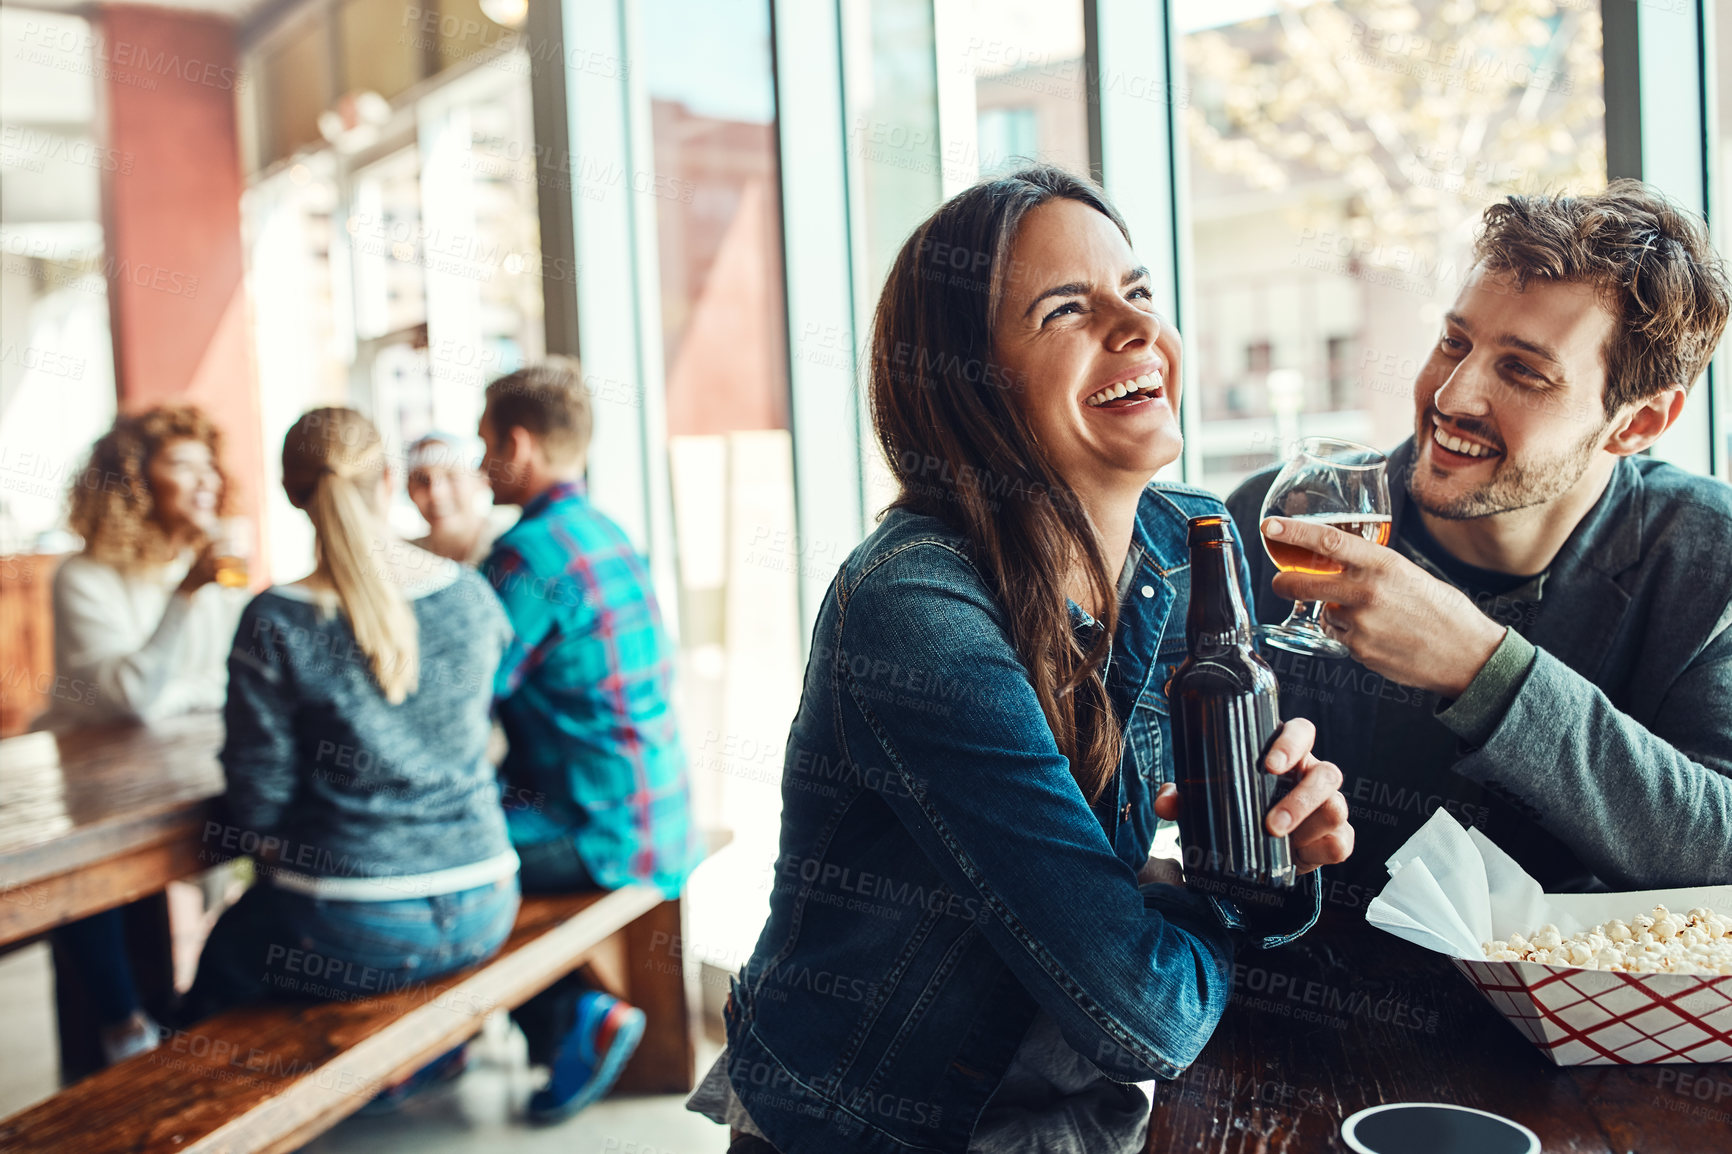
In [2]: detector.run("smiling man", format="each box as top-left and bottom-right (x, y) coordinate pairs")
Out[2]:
(1226, 181), (1732, 901)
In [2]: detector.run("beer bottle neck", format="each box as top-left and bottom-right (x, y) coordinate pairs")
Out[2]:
(1187, 539), (1253, 653)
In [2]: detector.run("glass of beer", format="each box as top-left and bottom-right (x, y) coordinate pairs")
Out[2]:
(213, 516), (252, 589)
(1257, 436), (1390, 658)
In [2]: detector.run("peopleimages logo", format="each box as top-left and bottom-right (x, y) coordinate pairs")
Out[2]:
(0, 234), (200, 299)
(16, 20), (248, 94)
(0, 126), (133, 174)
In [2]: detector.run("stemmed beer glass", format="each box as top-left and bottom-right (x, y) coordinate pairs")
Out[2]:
(1257, 437), (1391, 659)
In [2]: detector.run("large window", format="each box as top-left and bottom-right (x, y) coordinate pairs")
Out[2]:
(0, 9), (118, 552)
(847, 0), (1092, 355)
(1176, 0), (1606, 496)
(241, 153), (346, 579)
(640, 0), (806, 979)
(955, 0), (1089, 180)
(242, 50), (544, 580)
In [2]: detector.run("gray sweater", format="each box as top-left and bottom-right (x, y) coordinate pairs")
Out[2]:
(1228, 440), (1732, 892)
(219, 563), (515, 884)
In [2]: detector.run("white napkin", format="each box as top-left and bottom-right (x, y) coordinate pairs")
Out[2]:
(1366, 809), (1582, 959)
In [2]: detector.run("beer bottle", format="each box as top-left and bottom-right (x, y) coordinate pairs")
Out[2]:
(1170, 514), (1295, 900)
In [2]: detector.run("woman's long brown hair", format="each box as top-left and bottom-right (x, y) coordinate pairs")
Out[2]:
(868, 164), (1131, 803)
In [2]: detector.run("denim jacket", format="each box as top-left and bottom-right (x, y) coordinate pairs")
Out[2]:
(723, 483), (1321, 1154)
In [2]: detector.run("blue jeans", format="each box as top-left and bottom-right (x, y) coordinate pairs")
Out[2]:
(183, 877), (519, 1022)
(51, 909), (138, 1026)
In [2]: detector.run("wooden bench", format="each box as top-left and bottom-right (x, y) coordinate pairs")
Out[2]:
(0, 887), (694, 1154)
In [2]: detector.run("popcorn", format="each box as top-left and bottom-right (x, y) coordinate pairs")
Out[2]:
(1482, 905), (1732, 975)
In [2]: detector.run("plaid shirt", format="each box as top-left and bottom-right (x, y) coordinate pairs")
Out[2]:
(485, 479), (699, 898)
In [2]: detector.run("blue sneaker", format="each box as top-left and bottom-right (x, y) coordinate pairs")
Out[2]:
(527, 990), (646, 1124)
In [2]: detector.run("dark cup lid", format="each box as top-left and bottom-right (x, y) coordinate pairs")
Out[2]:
(1341, 1103), (1538, 1154)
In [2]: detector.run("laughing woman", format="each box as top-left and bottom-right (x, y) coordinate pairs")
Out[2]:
(687, 167), (1354, 1154)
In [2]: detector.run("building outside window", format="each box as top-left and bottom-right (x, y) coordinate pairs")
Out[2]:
(641, 0), (801, 960)
(950, 0), (1090, 184)
(976, 105), (1039, 175)
(1176, 0), (1606, 496)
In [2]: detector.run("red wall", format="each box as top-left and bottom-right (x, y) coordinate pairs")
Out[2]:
(98, 7), (265, 569)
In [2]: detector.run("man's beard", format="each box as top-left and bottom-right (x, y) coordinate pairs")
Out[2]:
(1406, 419), (1608, 520)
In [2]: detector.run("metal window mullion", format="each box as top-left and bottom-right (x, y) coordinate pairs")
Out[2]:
(527, 0), (581, 360)
(417, 99), (485, 440)
(619, 0), (682, 637)
(1704, 0), (1725, 480)
(556, 0), (654, 557)
(771, 0), (865, 646)
(932, 0), (979, 197)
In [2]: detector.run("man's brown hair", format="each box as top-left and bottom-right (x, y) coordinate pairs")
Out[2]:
(1473, 179), (1731, 415)
(484, 356), (593, 466)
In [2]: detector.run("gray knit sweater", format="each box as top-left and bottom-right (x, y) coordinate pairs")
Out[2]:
(218, 563), (515, 883)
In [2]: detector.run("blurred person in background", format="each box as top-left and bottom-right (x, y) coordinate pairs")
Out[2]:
(182, 407), (519, 1112)
(478, 358), (702, 1122)
(42, 405), (250, 1065)
(687, 166), (1351, 1154)
(1227, 182), (1732, 900)
(405, 431), (508, 566)
(44, 405), (247, 729)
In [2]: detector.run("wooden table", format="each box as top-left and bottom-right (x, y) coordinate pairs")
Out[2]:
(0, 714), (227, 1078)
(0, 715), (712, 1094)
(1147, 908), (1728, 1152)
(0, 713), (226, 947)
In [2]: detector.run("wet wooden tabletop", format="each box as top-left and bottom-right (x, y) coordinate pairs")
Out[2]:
(1145, 908), (1728, 1152)
(0, 714), (225, 945)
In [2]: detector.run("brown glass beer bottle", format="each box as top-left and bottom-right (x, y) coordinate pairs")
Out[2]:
(1170, 514), (1295, 900)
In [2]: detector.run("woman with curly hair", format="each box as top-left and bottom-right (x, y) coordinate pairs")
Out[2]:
(43, 404), (249, 728)
(43, 405), (251, 1066)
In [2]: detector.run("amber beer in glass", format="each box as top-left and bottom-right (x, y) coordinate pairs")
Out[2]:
(213, 517), (252, 589)
(1262, 513), (1392, 574)
(1257, 437), (1391, 657)
(1170, 515), (1295, 900)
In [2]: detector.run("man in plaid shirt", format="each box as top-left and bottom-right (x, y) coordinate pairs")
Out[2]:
(479, 357), (701, 1121)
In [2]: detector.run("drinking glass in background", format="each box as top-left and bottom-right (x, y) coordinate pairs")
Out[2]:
(1257, 437), (1390, 659)
(213, 516), (252, 589)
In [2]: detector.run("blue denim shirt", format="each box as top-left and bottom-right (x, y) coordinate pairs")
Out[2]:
(723, 483), (1320, 1154)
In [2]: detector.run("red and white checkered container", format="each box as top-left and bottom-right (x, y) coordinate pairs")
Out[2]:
(1448, 885), (1732, 1066)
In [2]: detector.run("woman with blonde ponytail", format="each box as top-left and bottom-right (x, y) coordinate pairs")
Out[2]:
(281, 407), (421, 702)
(185, 408), (521, 1107)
